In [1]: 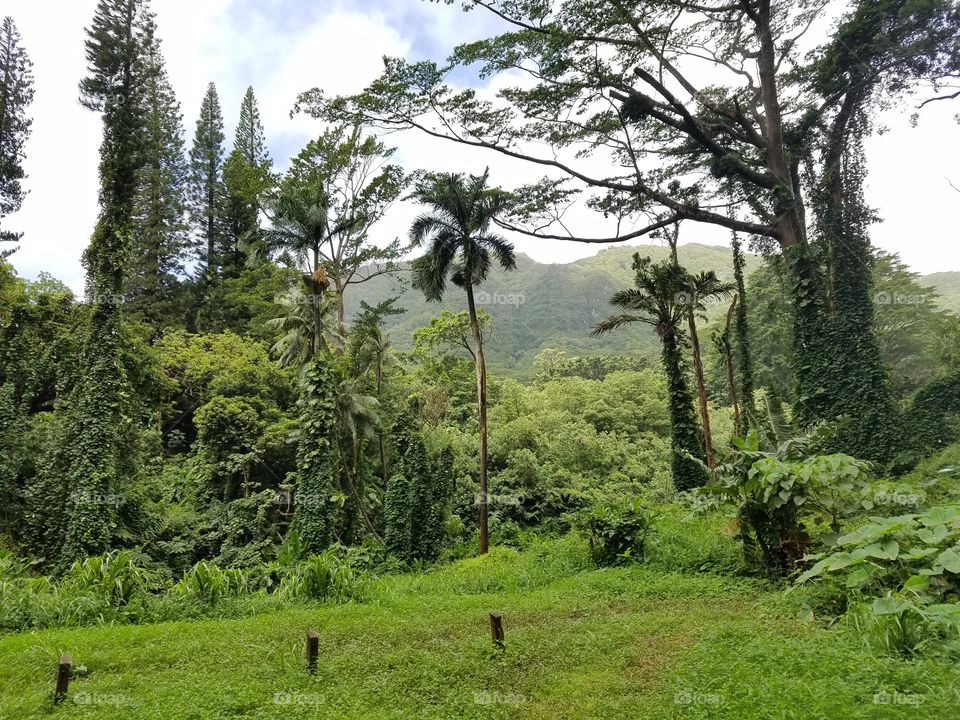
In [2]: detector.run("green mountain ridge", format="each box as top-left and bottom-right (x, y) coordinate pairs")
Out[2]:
(345, 243), (759, 377)
(922, 271), (960, 314)
(345, 242), (959, 378)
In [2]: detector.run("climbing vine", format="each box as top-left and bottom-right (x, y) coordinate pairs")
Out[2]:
(294, 355), (339, 554)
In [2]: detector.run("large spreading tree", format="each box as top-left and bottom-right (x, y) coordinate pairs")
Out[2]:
(297, 0), (960, 464)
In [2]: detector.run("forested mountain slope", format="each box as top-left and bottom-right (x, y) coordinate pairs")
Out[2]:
(346, 243), (759, 375)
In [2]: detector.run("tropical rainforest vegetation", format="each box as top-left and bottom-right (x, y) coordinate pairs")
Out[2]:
(1, 1), (959, 718)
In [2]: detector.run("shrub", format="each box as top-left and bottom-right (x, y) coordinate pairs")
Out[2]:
(793, 505), (960, 656)
(582, 499), (657, 566)
(173, 561), (248, 603)
(277, 548), (367, 603)
(60, 550), (152, 607)
(703, 429), (872, 576)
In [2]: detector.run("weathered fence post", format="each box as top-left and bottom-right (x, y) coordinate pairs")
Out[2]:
(306, 630), (319, 673)
(54, 655), (71, 704)
(489, 612), (505, 650)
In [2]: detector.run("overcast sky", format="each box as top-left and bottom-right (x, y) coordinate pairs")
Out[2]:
(4, 0), (959, 294)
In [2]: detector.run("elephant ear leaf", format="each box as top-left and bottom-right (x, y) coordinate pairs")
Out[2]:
(936, 546), (960, 574)
(920, 506), (960, 527)
(872, 595), (911, 617)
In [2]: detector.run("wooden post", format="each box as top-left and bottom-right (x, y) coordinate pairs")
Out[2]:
(306, 630), (319, 673)
(489, 612), (505, 649)
(55, 655), (71, 704)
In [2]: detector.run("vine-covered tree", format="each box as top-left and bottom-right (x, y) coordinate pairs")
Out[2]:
(127, 40), (189, 328)
(294, 353), (339, 554)
(0, 16), (34, 250)
(384, 406), (449, 564)
(658, 223), (733, 467)
(731, 235), (753, 430)
(408, 170), (515, 554)
(594, 254), (707, 491)
(298, 0), (960, 463)
(60, 0), (155, 564)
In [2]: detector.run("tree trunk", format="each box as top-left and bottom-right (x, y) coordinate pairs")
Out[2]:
(376, 359), (389, 489)
(723, 298), (742, 437)
(661, 327), (708, 491)
(465, 283), (489, 554)
(753, 0), (805, 251)
(335, 279), (346, 354)
(686, 309), (714, 468)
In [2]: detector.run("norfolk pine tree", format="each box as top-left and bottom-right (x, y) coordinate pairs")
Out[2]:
(0, 16), (35, 251)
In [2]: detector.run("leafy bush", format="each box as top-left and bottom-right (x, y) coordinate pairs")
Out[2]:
(173, 561), (248, 603)
(0, 551), (154, 630)
(582, 499), (657, 566)
(61, 550), (152, 607)
(703, 429), (872, 576)
(277, 548), (367, 603)
(793, 505), (960, 655)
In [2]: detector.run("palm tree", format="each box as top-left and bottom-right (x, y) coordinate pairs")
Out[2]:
(266, 286), (340, 368)
(408, 169), (516, 554)
(684, 271), (735, 468)
(349, 298), (404, 488)
(593, 254), (707, 491)
(255, 183), (333, 356)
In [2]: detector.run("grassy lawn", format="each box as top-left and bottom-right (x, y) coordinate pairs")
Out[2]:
(1, 538), (957, 719)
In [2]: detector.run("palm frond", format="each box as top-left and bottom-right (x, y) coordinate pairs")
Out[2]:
(592, 313), (651, 335)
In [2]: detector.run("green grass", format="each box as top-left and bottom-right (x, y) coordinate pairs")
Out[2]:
(1, 536), (958, 719)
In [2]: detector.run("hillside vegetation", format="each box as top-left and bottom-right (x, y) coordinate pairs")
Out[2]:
(347, 245), (959, 377)
(346, 244), (758, 376)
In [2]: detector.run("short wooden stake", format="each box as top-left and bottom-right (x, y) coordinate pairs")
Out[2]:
(489, 612), (505, 649)
(55, 655), (71, 704)
(306, 630), (319, 673)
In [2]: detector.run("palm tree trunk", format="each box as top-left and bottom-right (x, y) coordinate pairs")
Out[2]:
(686, 309), (715, 469)
(723, 299), (742, 437)
(465, 283), (489, 554)
(376, 359), (389, 489)
(335, 279), (346, 355)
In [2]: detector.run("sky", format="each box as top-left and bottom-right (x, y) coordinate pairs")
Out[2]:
(4, 0), (959, 294)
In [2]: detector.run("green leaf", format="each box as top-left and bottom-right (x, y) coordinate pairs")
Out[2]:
(845, 567), (873, 588)
(919, 506), (960, 527)
(864, 540), (899, 561)
(936, 546), (960, 574)
(872, 595), (911, 616)
(901, 575), (929, 592)
(925, 604), (960, 626)
(917, 524), (948, 545)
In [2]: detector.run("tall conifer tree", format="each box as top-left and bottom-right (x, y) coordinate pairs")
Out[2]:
(223, 86), (271, 276)
(188, 82), (227, 284)
(60, 0), (154, 564)
(0, 16), (35, 251)
(127, 40), (188, 327)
